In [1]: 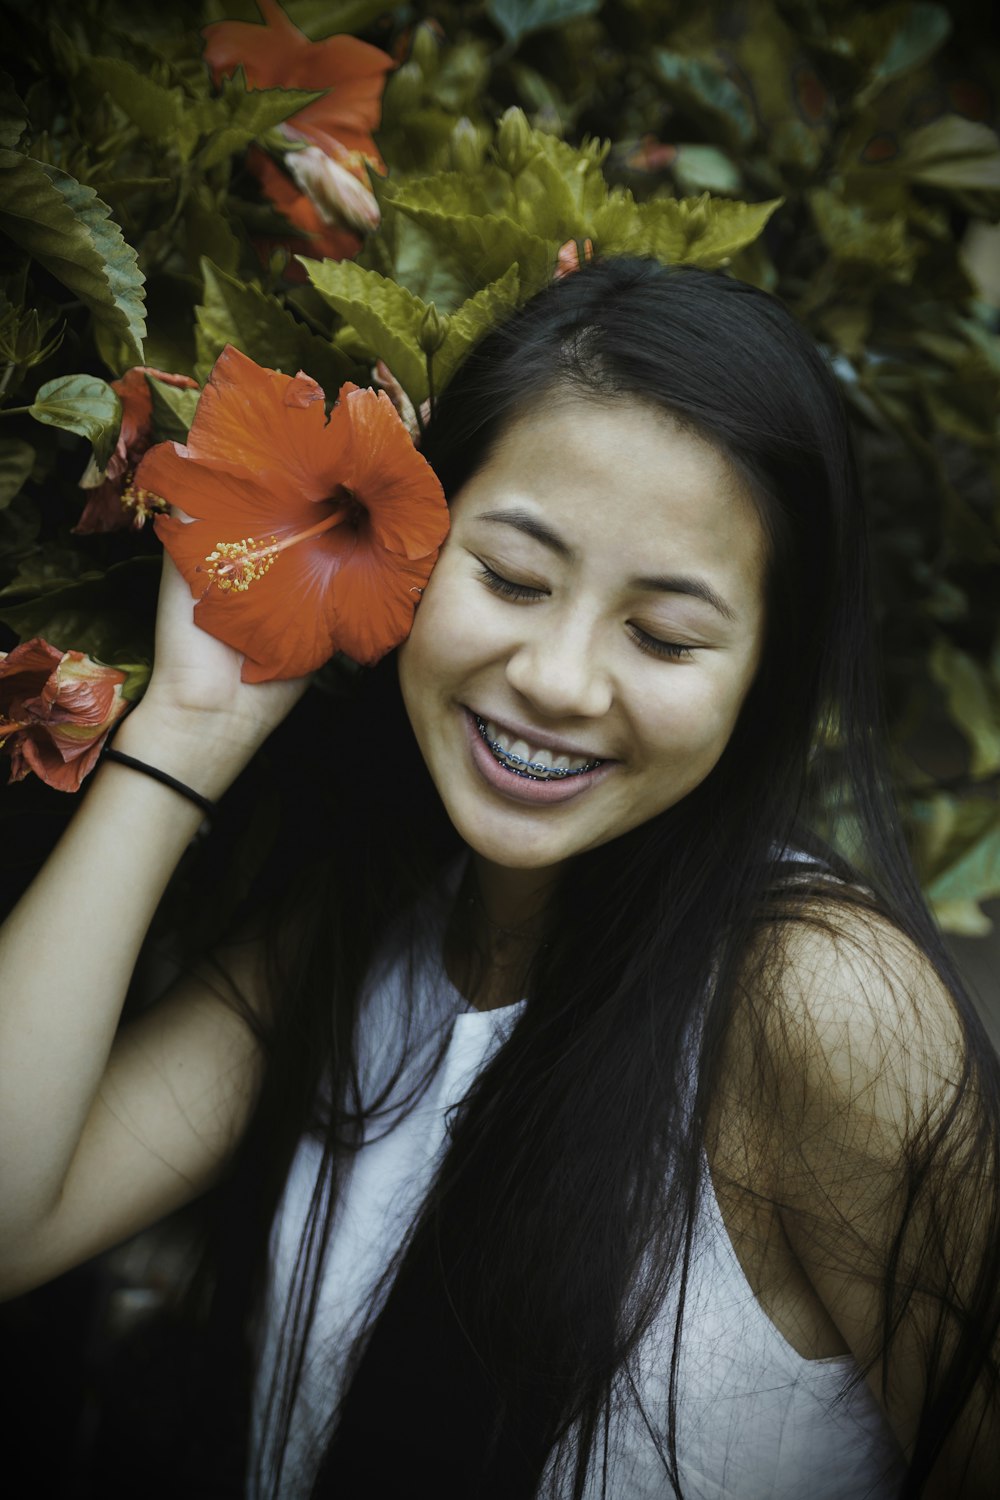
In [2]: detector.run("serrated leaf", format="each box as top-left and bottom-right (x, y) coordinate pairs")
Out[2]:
(0, 439), (34, 509)
(147, 379), (201, 443)
(85, 56), (199, 163)
(28, 375), (122, 469)
(303, 258), (430, 406)
(930, 638), (1000, 775)
(486, 0), (601, 47)
(597, 193), (781, 267)
(391, 201), (552, 304)
(190, 74), (324, 170)
(0, 152), (146, 365)
(433, 265), (522, 393)
(195, 259), (357, 392)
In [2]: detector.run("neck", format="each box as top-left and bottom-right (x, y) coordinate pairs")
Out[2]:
(446, 857), (558, 1011)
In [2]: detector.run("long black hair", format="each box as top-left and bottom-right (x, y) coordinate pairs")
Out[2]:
(199, 258), (999, 1498)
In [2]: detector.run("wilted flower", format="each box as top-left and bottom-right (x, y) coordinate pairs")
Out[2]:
(0, 639), (128, 792)
(76, 366), (198, 534)
(136, 346), (449, 683)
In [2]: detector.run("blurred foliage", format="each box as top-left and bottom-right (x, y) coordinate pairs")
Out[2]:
(0, 0), (998, 933)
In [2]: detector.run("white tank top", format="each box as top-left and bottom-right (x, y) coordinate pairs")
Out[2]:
(250, 935), (906, 1499)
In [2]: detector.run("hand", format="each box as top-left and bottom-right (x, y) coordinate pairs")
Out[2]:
(137, 539), (311, 760)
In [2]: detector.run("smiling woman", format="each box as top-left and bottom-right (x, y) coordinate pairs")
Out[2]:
(0, 258), (998, 1500)
(400, 399), (766, 880)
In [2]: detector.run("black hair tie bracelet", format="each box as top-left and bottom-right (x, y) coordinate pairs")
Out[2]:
(101, 747), (216, 820)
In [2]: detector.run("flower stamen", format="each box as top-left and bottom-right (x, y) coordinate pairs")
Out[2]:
(203, 506), (352, 594)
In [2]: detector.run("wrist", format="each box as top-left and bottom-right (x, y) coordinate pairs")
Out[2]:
(109, 699), (259, 803)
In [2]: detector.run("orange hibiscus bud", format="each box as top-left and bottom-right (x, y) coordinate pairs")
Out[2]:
(135, 346), (449, 683)
(202, 0), (394, 167)
(0, 639), (128, 792)
(76, 366), (198, 534)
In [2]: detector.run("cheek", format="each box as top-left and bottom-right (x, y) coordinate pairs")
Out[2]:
(639, 669), (754, 759)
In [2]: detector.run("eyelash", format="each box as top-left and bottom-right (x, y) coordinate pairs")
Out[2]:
(477, 564), (694, 662)
(477, 563), (545, 601)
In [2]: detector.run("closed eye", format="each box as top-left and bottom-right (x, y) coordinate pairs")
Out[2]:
(476, 562), (546, 601)
(627, 626), (694, 662)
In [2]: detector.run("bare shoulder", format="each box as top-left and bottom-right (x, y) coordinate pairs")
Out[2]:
(759, 897), (969, 1147)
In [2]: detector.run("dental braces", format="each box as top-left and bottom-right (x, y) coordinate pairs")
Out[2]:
(475, 716), (602, 780)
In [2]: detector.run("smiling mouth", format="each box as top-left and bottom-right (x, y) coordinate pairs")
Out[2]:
(473, 715), (605, 781)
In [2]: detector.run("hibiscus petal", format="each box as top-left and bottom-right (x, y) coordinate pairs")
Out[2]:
(182, 347), (345, 509)
(338, 386), (448, 559)
(329, 527), (440, 666)
(159, 513), (345, 683)
(143, 449), (313, 543)
(18, 730), (106, 792)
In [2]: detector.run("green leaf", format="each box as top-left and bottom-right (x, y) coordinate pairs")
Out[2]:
(190, 73), (324, 170)
(433, 265), (522, 393)
(809, 189), (916, 280)
(147, 379), (201, 443)
(0, 557), (158, 664)
(195, 259), (357, 393)
(303, 258), (431, 406)
(391, 201), (552, 305)
(485, 0), (602, 48)
(652, 50), (757, 151)
(896, 116), (1000, 190)
(282, 0), (394, 36)
(0, 439), (34, 509)
(0, 152), (146, 365)
(84, 56), (199, 163)
(856, 3), (952, 108)
(929, 638), (1000, 776)
(28, 375), (122, 469)
(927, 812), (1000, 927)
(597, 193), (782, 268)
(0, 70), (27, 150)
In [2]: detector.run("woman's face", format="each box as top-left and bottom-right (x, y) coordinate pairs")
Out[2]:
(398, 395), (768, 877)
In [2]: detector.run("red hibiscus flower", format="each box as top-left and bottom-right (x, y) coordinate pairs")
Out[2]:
(135, 346), (449, 684)
(202, 0), (394, 167)
(76, 366), (198, 534)
(0, 638), (129, 792)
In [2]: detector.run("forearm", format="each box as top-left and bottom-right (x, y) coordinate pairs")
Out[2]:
(0, 701), (249, 1240)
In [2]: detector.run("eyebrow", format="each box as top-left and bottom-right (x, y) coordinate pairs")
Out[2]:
(477, 507), (739, 623)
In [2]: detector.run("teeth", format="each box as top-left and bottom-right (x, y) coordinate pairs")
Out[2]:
(475, 716), (603, 780)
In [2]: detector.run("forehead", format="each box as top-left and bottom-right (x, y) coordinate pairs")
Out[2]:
(454, 395), (768, 603)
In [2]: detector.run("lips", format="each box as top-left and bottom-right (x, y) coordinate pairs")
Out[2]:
(474, 714), (604, 781)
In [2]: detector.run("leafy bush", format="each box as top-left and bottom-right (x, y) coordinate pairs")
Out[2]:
(1, 0), (998, 930)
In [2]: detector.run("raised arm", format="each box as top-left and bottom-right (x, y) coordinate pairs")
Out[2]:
(0, 551), (309, 1298)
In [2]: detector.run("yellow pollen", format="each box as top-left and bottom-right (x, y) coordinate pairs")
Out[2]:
(120, 471), (167, 527)
(204, 536), (279, 593)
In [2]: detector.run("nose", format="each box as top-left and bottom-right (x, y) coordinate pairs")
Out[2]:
(504, 608), (614, 721)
